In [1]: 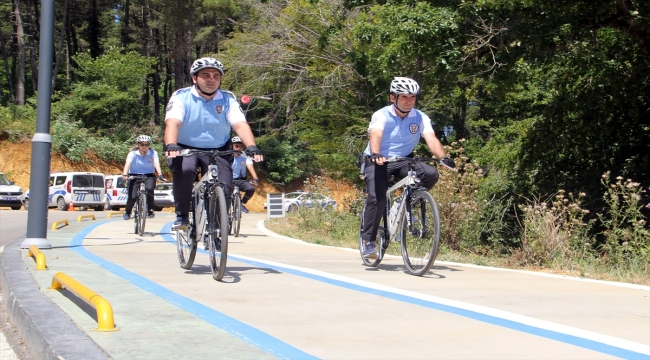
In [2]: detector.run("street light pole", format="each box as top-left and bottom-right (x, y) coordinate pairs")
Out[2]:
(21, 0), (54, 249)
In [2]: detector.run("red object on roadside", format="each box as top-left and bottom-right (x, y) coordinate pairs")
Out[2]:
(241, 94), (251, 104)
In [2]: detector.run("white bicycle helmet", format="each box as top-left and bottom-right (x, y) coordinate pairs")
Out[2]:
(231, 136), (243, 144)
(136, 135), (152, 143)
(390, 77), (420, 95)
(190, 57), (225, 76)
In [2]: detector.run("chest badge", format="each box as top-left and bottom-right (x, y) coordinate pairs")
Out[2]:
(409, 123), (419, 134)
(215, 105), (223, 114)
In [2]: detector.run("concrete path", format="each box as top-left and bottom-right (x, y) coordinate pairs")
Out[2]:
(3, 212), (650, 359)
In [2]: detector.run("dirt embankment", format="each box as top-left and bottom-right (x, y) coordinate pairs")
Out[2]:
(0, 140), (356, 212)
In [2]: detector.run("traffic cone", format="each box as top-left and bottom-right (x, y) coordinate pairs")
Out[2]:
(68, 200), (75, 211)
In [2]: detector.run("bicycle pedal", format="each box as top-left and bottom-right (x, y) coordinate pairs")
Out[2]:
(172, 224), (189, 231)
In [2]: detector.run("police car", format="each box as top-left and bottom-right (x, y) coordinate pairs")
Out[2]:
(263, 191), (337, 212)
(0, 173), (25, 210)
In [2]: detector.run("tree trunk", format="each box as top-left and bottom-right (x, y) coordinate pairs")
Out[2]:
(0, 31), (15, 101)
(121, 0), (130, 49)
(88, 0), (100, 58)
(13, 0), (25, 105)
(52, 0), (68, 92)
(24, 0), (37, 92)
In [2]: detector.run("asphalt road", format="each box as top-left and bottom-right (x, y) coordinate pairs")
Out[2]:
(0, 208), (115, 246)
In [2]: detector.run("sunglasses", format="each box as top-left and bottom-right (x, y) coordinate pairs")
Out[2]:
(139, 143), (150, 147)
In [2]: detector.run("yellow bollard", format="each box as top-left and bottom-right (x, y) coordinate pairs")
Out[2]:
(50, 272), (118, 331)
(77, 214), (96, 222)
(107, 211), (121, 218)
(27, 245), (47, 270)
(51, 219), (69, 230)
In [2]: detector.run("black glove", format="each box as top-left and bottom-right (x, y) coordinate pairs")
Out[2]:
(251, 178), (259, 185)
(441, 156), (456, 169)
(245, 145), (263, 157)
(157, 175), (167, 182)
(369, 153), (384, 163)
(165, 143), (182, 152)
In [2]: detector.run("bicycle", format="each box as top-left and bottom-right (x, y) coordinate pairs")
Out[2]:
(174, 148), (240, 281)
(358, 156), (451, 276)
(229, 180), (244, 237)
(129, 175), (149, 236)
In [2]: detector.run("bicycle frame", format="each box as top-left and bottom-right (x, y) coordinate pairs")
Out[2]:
(191, 164), (220, 244)
(385, 169), (419, 241)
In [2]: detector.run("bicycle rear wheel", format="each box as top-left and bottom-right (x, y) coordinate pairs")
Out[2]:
(400, 190), (440, 276)
(232, 192), (241, 237)
(208, 186), (229, 281)
(137, 193), (146, 236)
(358, 197), (385, 267)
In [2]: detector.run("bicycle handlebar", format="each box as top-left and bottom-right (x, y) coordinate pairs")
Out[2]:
(177, 149), (242, 157)
(360, 155), (457, 173)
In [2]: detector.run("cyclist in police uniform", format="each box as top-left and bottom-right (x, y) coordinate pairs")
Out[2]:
(231, 136), (259, 214)
(360, 77), (455, 259)
(122, 135), (165, 220)
(164, 57), (263, 227)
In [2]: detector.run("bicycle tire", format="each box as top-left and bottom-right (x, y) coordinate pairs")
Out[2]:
(208, 186), (229, 281)
(358, 197), (385, 267)
(177, 201), (197, 269)
(232, 192), (241, 237)
(400, 190), (440, 276)
(133, 203), (139, 234)
(137, 193), (146, 236)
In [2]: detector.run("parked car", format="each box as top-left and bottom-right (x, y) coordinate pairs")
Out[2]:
(0, 172), (25, 210)
(153, 182), (174, 211)
(263, 191), (337, 212)
(104, 174), (129, 210)
(46, 172), (106, 211)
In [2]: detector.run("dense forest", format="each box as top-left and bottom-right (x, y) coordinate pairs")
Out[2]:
(1, 0), (648, 264)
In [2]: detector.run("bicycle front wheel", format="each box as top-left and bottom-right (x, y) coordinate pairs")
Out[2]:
(133, 203), (139, 234)
(208, 186), (229, 281)
(358, 197), (384, 267)
(137, 193), (146, 236)
(176, 226), (197, 269)
(232, 193), (241, 237)
(400, 190), (440, 276)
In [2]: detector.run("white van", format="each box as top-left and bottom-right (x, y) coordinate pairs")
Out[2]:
(48, 172), (106, 211)
(104, 174), (128, 210)
(0, 172), (25, 210)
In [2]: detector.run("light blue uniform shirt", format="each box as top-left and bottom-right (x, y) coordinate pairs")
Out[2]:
(164, 87), (246, 149)
(126, 149), (159, 174)
(364, 105), (435, 157)
(232, 156), (253, 179)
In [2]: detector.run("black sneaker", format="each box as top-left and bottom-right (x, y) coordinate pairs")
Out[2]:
(362, 241), (377, 259)
(174, 216), (189, 228)
(147, 210), (155, 218)
(241, 204), (249, 213)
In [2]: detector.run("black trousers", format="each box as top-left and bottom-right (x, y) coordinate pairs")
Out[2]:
(167, 143), (234, 217)
(125, 174), (156, 214)
(360, 161), (439, 242)
(234, 179), (255, 204)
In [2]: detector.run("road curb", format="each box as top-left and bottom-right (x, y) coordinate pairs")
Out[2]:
(0, 237), (110, 360)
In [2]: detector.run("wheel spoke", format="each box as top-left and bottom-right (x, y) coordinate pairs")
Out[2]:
(401, 191), (440, 276)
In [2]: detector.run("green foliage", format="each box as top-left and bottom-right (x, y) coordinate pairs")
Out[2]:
(51, 115), (129, 162)
(597, 172), (650, 266)
(258, 137), (313, 184)
(0, 104), (36, 140)
(51, 49), (156, 131)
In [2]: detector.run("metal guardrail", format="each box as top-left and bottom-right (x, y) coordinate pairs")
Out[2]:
(27, 245), (47, 270)
(50, 272), (118, 332)
(77, 214), (96, 222)
(51, 219), (69, 230)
